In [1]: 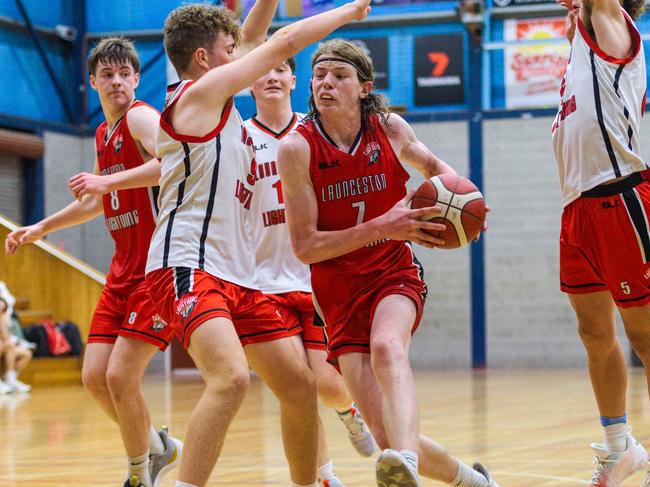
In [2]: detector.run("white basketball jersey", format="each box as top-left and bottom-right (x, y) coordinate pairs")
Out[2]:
(552, 10), (647, 207)
(146, 81), (259, 289)
(244, 113), (311, 294)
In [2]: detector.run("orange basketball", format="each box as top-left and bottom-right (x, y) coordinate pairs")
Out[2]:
(410, 174), (486, 249)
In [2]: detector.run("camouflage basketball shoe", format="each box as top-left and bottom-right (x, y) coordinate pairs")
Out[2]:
(376, 449), (420, 487)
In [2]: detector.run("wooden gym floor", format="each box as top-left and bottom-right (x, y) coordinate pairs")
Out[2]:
(2, 369), (650, 486)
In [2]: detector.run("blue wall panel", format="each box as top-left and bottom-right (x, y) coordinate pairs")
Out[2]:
(0, 29), (75, 124)
(0, 0), (75, 28)
(86, 0), (182, 32)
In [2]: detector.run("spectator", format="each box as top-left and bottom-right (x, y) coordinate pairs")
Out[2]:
(0, 297), (32, 394)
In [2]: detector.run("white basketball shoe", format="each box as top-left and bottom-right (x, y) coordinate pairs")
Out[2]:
(589, 433), (649, 486)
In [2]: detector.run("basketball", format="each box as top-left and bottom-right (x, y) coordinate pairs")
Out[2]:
(410, 174), (486, 249)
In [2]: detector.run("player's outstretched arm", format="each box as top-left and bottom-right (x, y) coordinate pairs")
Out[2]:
(237, 0), (279, 58)
(4, 193), (102, 256)
(383, 114), (457, 180)
(69, 159), (160, 198)
(279, 132), (446, 264)
(176, 0), (371, 136)
(69, 105), (160, 198)
(586, 0), (635, 59)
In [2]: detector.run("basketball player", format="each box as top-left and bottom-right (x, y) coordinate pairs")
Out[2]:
(245, 59), (377, 487)
(279, 40), (500, 487)
(4, 38), (181, 487)
(554, 1), (650, 485)
(144, 3), (370, 487)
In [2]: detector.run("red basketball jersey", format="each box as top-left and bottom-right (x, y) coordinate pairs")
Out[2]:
(296, 115), (419, 288)
(95, 100), (158, 295)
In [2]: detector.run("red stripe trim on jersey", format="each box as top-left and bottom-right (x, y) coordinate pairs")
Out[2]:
(160, 85), (234, 143)
(577, 9), (641, 65)
(250, 113), (298, 139)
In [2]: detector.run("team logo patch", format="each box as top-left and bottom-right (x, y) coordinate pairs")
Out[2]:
(363, 142), (381, 166)
(151, 314), (167, 332)
(175, 295), (198, 320)
(113, 135), (122, 154)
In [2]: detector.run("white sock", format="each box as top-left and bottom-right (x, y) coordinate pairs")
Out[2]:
(6, 370), (16, 383)
(176, 482), (199, 487)
(292, 482), (318, 487)
(400, 449), (419, 472)
(128, 452), (151, 486)
(604, 423), (629, 454)
(148, 426), (165, 455)
(319, 461), (336, 482)
(452, 462), (488, 487)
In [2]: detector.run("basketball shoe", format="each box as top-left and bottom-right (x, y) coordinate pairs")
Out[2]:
(0, 379), (12, 395)
(472, 462), (501, 487)
(321, 476), (346, 487)
(589, 433), (648, 486)
(376, 449), (420, 487)
(150, 426), (183, 487)
(123, 475), (145, 487)
(6, 378), (31, 393)
(338, 405), (377, 457)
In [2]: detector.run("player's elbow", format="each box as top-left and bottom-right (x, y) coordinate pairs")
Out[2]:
(270, 28), (300, 58)
(293, 245), (314, 265)
(291, 239), (317, 265)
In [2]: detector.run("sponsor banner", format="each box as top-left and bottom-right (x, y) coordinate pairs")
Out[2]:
(504, 17), (570, 109)
(492, 0), (555, 6)
(350, 38), (389, 90)
(414, 33), (464, 106)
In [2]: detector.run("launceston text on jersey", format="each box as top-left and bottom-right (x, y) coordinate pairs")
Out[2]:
(105, 209), (140, 231)
(100, 163), (127, 176)
(320, 173), (388, 202)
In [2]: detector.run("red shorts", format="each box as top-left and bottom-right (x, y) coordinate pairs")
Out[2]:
(560, 175), (650, 308)
(89, 281), (176, 350)
(316, 270), (426, 364)
(146, 267), (290, 349)
(266, 292), (327, 351)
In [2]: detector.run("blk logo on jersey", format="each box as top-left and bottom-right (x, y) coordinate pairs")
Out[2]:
(319, 159), (340, 170)
(254, 143), (268, 151)
(151, 314), (167, 332)
(176, 295), (198, 320)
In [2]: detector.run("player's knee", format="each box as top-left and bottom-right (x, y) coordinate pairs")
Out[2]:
(370, 335), (408, 369)
(278, 365), (317, 406)
(205, 366), (250, 401)
(577, 320), (616, 352)
(105, 364), (137, 400)
(316, 375), (348, 407)
(628, 333), (650, 361)
(82, 366), (109, 398)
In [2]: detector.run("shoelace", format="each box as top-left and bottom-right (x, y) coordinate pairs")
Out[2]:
(341, 411), (364, 435)
(591, 456), (611, 485)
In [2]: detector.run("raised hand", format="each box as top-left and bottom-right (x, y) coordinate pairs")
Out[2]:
(351, 0), (372, 21)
